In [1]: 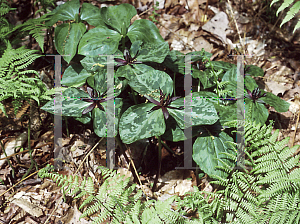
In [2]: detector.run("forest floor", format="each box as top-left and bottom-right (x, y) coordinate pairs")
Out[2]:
(0, 0), (300, 223)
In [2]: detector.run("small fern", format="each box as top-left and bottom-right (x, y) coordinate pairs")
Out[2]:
(270, 0), (300, 33)
(39, 119), (300, 224)
(0, 42), (51, 116)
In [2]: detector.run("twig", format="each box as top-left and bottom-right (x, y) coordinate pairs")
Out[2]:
(226, 0), (245, 55)
(291, 111), (300, 147)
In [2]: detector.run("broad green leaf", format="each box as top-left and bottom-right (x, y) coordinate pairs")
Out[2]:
(92, 98), (123, 137)
(195, 69), (216, 89)
(260, 92), (290, 113)
(213, 103), (237, 126)
(193, 131), (235, 178)
(54, 23), (86, 63)
(245, 75), (258, 91)
(78, 26), (121, 56)
(41, 87), (91, 117)
(221, 65), (237, 97)
(163, 50), (212, 74)
(127, 19), (165, 44)
(211, 61), (235, 72)
(93, 71), (127, 97)
(192, 91), (219, 99)
(80, 3), (105, 27)
(163, 50), (184, 73)
(46, 0), (80, 26)
(61, 64), (91, 87)
(245, 64), (264, 77)
(115, 64), (155, 80)
(128, 70), (173, 98)
(100, 3), (137, 34)
(130, 40), (143, 56)
(119, 103), (166, 144)
(80, 55), (111, 73)
(245, 98), (269, 125)
(162, 116), (206, 142)
(168, 97), (219, 129)
(135, 42), (169, 63)
(75, 113), (91, 124)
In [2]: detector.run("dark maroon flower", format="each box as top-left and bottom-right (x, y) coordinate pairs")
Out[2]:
(245, 87), (266, 103)
(114, 49), (143, 68)
(145, 88), (184, 120)
(82, 87), (114, 114)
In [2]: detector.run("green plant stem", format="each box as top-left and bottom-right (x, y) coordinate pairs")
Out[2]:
(64, 116), (69, 137)
(152, 135), (162, 192)
(161, 141), (175, 156)
(0, 141), (15, 178)
(22, 120), (38, 180)
(115, 134), (139, 182)
(131, 88), (138, 105)
(173, 72), (176, 96)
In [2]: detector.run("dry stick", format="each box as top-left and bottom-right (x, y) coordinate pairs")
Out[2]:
(0, 142), (54, 161)
(44, 137), (104, 224)
(227, 0), (245, 55)
(291, 111), (300, 147)
(123, 144), (149, 200)
(0, 170), (39, 198)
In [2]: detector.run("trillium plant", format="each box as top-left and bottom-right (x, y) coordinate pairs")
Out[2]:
(41, 0), (290, 179)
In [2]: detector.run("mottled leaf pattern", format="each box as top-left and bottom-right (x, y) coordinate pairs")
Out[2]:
(93, 98), (123, 137)
(128, 70), (173, 99)
(41, 87), (91, 117)
(168, 97), (219, 129)
(119, 103), (166, 144)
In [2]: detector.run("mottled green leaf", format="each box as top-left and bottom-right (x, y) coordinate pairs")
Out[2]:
(128, 70), (173, 99)
(119, 103), (166, 144)
(135, 42), (169, 63)
(41, 87), (91, 117)
(115, 64), (154, 80)
(168, 97), (219, 129)
(260, 92), (290, 113)
(93, 98), (123, 137)
(211, 61), (235, 72)
(245, 64), (264, 77)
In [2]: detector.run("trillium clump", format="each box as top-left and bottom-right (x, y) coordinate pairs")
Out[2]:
(145, 88), (184, 120)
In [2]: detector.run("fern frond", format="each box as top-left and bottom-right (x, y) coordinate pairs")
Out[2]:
(281, 1), (300, 31)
